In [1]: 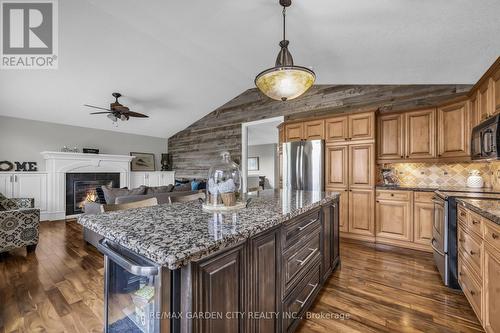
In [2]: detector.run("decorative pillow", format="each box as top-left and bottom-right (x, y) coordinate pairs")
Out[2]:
(146, 185), (174, 194)
(95, 186), (107, 204)
(102, 185), (147, 204)
(173, 182), (192, 192)
(0, 197), (18, 211)
(191, 180), (201, 191)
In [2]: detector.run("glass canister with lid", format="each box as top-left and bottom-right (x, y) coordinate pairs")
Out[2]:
(207, 151), (242, 207)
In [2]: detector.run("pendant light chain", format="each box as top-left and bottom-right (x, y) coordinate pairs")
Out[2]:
(282, 6), (286, 41)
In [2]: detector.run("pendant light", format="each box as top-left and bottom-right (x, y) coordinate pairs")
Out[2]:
(255, 0), (315, 101)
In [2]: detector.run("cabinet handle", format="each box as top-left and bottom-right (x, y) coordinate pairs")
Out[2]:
(406, 155), (409, 158)
(492, 233), (499, 240)
(400, 155), (403, 158)
(390, 193), (394, 197)
(469, 250), (475, 256)
(298, 219), (318, 231)
(296, 248), (317, 266)
(469, 289), (475, 296)
(459, 238), (465, 243)
(471, 220), (479, 225)
(295, 283), (318, 307)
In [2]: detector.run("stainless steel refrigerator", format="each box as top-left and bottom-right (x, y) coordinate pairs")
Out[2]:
(283, 140), (324, 191)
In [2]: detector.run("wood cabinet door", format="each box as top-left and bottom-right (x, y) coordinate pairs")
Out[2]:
(325, 116), (348, 142)
(377, 113), (404, 160)
(348, 112), (374, 141)
(492, 67), (500, 116)
(285, 123), (303, 142)
(325, 145), (348, 188)
(328, 187), (348, 233)
(193, 244), (246, 333)
(469, 92), (480, 129)
(437, 100), (470, 158)
(484, 244), (500, 333)
(478, 80), (492, 122)
(303, 119), (325, 140)
(376, 198), (412, 242)
(413, 202), (434, 246)
(249, 230), (279, 333)
(405, 109), (436, 159)
(348, 189), (374, 236)
(349, 143), (374, 188)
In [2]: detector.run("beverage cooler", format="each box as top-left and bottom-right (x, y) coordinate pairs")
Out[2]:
(98, 239), (173, 333)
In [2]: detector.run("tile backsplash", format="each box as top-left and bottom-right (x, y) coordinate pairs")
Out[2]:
(379, 162), (500, 189)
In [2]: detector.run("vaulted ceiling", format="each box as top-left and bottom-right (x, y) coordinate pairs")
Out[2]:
(1, 0), (499, 138)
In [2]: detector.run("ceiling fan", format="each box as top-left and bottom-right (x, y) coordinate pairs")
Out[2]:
(85, 92), (149, 122)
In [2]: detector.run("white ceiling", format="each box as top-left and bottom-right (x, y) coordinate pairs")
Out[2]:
(1, 0), (499, 138)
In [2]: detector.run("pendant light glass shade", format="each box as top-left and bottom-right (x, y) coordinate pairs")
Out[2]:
(255, 66), (315, 101)
(255, 2), (315, 102)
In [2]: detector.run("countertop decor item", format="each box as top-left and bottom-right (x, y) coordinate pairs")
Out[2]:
(206, 151), (241, 209)
(467, 170), (484, 188)
(255, 0), (315, 101)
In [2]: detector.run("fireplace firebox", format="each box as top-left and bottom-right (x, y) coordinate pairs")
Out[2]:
(66, 173), (120, 215)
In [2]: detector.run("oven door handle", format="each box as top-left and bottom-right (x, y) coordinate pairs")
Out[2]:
(98, 239), (159, 276)
(431, 238), (445, 256)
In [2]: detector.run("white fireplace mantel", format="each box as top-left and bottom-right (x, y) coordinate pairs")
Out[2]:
(41, 151), (134, 220)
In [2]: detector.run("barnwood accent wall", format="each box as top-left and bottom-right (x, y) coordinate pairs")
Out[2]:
(168, 84), (471, 178)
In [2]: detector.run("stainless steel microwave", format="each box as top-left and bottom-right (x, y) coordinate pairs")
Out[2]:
(471, 114), (500, 160)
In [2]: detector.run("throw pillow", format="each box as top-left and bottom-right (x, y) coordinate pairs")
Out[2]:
(173, 182), (192, 192)
(95, 187), (107, 204)
(0, 197), (18, 211)
(191, 180), (201, 191)
(146, 185), (174, 194)
(102, 185), (147, 204)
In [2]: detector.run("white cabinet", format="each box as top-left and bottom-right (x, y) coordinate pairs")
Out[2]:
(130, 171), (175, 188)
(0, 172), (48, 214)
(0, 174), (13, 197)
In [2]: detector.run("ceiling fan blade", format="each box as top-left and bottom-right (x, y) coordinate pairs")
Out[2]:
(122, 110), (149, 118)
(90, 111), (112, 115)
(84, 104), (112, 112)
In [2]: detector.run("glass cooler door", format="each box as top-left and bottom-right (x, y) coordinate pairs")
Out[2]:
(98, 239), (161, 333)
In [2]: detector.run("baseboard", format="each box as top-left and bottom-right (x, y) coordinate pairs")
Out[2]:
(340, 232), (375, 242)
(41, 211), (65, 221)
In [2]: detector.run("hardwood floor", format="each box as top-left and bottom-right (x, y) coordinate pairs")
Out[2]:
(297, 240), (484, 333)
(0, 220), (483, 333)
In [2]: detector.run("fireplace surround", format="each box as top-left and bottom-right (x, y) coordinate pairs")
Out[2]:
(65, 173), (120, 215)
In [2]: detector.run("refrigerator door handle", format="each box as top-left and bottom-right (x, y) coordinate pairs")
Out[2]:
(98, 239), (159, 276)
(300, 144), (305, 190)
(296, 144), (301, 189)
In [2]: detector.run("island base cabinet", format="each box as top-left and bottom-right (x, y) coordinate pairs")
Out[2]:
(189, 244), (246, 333)
(484, 243), (500, 333)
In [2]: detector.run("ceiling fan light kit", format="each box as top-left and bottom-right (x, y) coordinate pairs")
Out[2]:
(85, 92), (149, 123)
(255, 0), (315, 101)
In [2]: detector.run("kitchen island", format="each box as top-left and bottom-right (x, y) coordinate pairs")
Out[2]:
(78, 189), (340, 333)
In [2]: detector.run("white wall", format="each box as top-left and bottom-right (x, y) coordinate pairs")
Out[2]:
(0, 116), (167, 170)
(248, 144), (278, 189)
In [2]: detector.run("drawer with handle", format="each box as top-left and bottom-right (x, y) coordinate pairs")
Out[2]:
(283, 227), (321, 295)
(376, 190), (411, 201)
(414, 191), (435, 203)
(458, 226), (482, 279)
(457, 205), (468, 223)
(458, 255), (482, 320)
(282, 262), (321, 333)
(467, 211), (483, 238)
(484, 218), (500, 253)
(282, 208), (321, 250)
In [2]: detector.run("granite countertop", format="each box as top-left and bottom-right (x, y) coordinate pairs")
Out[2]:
(456, 198), (500, 225)
(376, 184), (500, 194)
(78, 189), (338, 269)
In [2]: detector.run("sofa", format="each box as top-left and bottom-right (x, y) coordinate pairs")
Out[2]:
(0, 196), (40, 254)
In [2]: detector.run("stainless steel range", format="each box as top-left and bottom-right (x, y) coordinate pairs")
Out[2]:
(432, 189), (500, 288)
